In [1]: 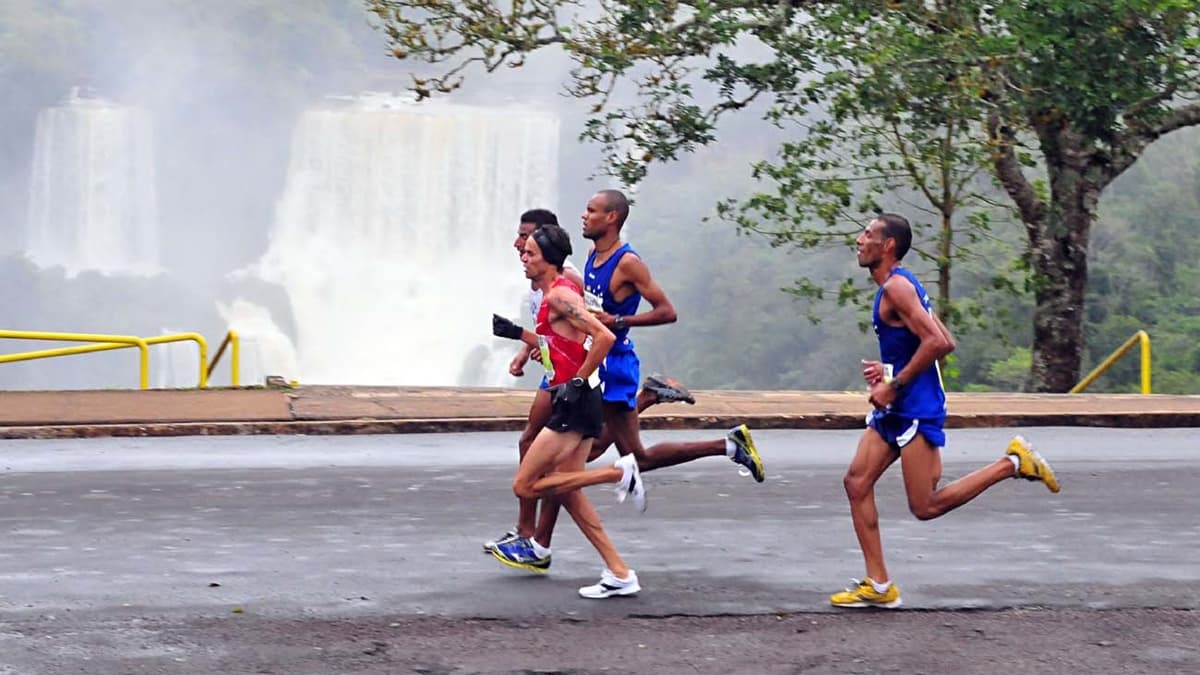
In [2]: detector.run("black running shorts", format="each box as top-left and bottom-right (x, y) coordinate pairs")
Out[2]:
(546, 381), (603, 439)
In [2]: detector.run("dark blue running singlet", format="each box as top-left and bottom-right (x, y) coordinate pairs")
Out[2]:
(872, 267), (946, 419)
(584, 243), (641, 347)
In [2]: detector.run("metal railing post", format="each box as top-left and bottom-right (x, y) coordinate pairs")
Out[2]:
(1069, 330), (1151, 395)
(206, 331), (240, 387)
(145, 333), (209, 388)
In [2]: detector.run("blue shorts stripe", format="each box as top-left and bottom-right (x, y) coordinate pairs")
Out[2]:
(867, 410), (946, 449)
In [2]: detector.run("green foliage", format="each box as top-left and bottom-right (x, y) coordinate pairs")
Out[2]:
(370, 0), (1200, 391)
(988, 347), (1032, 391)
(1082, 126), (1200, 393)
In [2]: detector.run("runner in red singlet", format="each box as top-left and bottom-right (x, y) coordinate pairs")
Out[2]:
(489, 222), (647, 599)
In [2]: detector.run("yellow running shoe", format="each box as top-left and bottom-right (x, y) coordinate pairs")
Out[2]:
(830, 578), (902, 608)
(727, 424), (765, 483)
(1006, 435), (1060, 493)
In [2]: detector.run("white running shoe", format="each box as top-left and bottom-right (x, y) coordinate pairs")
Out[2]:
(614, 454), (647, 512)
(578, 568), (641, 599)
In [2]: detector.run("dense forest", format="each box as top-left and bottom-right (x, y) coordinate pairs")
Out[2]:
(0, 1), (1195, 393)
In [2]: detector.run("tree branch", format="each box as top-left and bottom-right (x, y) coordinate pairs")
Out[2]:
(987, 111), (1045, 238)
(1110, 101), (1200, 177)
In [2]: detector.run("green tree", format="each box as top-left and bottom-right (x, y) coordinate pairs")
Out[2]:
(367, 0), (1200, 391)
(713, 6), (1014, 333)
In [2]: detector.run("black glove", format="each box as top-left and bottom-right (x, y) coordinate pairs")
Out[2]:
(492, 314), (524, 340)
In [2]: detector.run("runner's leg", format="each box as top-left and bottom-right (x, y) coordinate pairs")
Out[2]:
(843, 428), (901, 584)
(899, 435), (1014, 520)
(515, 389), (553, 536)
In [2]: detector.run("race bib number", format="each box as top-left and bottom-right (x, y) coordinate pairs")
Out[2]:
(584, 291), (604, 314)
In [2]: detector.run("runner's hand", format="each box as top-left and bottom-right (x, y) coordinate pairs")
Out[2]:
(868, 380), (897, 410)
(862, 360), (885, 386)
(509, 350), (526, 377)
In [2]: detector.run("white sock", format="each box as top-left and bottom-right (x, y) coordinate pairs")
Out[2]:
(724, 437), (736, 458)
(869, 578), (891, 593)
(1007, 454), (1021, 473)
(530, 538), (551, 557)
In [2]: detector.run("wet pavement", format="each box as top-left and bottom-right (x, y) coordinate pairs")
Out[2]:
(1, 427), (1197, 673)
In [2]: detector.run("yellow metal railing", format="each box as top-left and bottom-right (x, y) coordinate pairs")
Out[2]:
(1069, 330), (1151, 394)
(144, 333), (209, 388)
(0, 329), (241, 389)
(207, 330), (240, 387)
(0, 330), (152, 389)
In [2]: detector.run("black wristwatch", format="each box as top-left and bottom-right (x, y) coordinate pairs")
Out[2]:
(889, 377), (906, 393)
(570, 376), (586, 388)
(613, 315), (627, 332)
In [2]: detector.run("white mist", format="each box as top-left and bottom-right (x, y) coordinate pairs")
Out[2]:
(249, 95), (560, 385)
(25, 88), (159, 277)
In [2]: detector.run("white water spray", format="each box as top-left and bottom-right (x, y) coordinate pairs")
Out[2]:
(25, 88), (159, 276)
(247, 94), (560, 385)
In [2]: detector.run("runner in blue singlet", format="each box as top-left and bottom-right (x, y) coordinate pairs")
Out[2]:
(576, 190), (764, 481)
(583, 240), (642, 409)
(510, 189), (766, 571)
(830, 213), (1061, 611)
(865, 266), (948, 450)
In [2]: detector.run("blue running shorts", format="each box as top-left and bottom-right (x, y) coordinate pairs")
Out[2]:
(867, 409), (946, 450)
(599, 339), (640, 410)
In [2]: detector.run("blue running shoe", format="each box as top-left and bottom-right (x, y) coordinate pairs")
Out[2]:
(490, 536), (551, 574)
(482, 527), (519, 553)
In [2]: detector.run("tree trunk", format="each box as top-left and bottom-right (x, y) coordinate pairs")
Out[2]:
(937, 209), (951, 322)
(1027, 163), (1099, 392)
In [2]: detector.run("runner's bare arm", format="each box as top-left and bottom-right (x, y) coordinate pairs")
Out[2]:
(880, 277), (954, 390)
(548, 287), (615, 379)
(867, 278), (955, 410)
(615, 254), (677, 327)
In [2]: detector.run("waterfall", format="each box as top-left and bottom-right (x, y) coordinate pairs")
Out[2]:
(248, 95), (560, 385)
(25, 88), (159, 276)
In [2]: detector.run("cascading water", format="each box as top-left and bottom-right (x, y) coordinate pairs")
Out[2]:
(25, 88), (159, 276)
(245, 94), (560, 385)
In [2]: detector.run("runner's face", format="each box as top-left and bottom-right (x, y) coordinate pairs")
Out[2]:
(521, 238), (547, 280)
(514, 222), (536, 257)
(581, 195), (611, 241)
(856, 219), (888, 268)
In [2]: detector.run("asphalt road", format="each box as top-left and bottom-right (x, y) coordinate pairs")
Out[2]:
(0, 427), (1197, 673)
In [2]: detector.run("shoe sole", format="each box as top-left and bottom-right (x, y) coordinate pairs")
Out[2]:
(831, 598), (903, 609)
(488, 549), (550, 574)
(1008, 438), (1060, 493)
(1030, 450), (1060, 493)
(632, 471), (647, 513)
(616, 456), (648, 512)
(644, 375), (695, 405)
(579, 584), (641, 599)
(733, 425), (766, 483)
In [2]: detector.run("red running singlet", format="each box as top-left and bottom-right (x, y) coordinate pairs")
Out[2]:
(535, 277), (588, 386)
